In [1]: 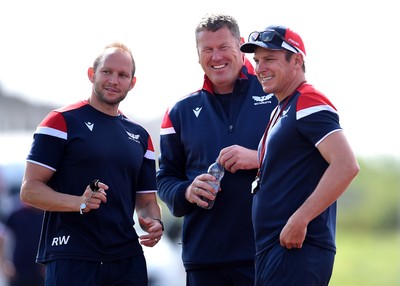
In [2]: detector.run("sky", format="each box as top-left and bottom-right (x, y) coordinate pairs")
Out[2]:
(1, 0), (399, 160)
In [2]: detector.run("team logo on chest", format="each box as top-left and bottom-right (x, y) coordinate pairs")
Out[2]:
(193, 107), (202, 117)
(282, 106), (291, 118)
(252, 94), (274, 105)
(126, 131), (140, 143)
(85, 122), (94, 131)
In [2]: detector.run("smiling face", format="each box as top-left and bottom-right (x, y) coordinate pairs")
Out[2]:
(253, 47), (304, 102)
(196, 27), (243, 94)
(88, 48), (136, 109)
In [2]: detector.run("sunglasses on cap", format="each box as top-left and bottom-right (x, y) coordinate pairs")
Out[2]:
(248, 30), (299, 54)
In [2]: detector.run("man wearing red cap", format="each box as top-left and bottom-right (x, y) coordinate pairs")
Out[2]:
(240, 25), (360, 285)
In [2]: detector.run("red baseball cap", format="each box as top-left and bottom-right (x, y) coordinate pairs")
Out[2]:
(240, 25), (306, 57)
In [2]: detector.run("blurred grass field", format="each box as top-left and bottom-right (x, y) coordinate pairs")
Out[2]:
(330, 230), (400, 286)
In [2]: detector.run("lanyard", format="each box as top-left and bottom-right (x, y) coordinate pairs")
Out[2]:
(251, 99), (289, 195)
(256, 81), (306, 179)
(256, 95), (292, 178)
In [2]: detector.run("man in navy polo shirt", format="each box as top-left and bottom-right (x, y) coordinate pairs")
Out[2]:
(20, 42), (164, 286)
(240, 25), (360, 285)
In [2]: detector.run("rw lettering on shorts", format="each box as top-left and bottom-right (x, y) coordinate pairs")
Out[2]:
(51, 235), (70, 246)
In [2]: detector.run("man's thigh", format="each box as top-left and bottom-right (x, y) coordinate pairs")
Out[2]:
(255, 243), (335, 286)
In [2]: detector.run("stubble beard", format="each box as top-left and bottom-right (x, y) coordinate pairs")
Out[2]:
(93, 83), (127, 107)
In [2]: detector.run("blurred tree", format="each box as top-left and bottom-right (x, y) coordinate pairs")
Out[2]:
(338, 156), (400, 230)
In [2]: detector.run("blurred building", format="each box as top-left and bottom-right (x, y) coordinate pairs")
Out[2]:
(0, 87), (55, 132)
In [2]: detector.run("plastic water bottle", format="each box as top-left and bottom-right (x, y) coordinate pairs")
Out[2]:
(200, 159), (225, 209)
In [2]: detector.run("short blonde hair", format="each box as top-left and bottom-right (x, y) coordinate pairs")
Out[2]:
(92, 42), (136, 77)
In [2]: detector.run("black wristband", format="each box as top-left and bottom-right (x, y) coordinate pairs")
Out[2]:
(154, 218), (164, 231)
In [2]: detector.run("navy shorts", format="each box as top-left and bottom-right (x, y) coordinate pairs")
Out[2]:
(45, 255), (148, 286)
(186, 263), (254, 286)
(255, 243), (335, 286)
